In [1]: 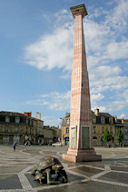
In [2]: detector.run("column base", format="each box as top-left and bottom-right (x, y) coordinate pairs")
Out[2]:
(62, 148), (102, 163)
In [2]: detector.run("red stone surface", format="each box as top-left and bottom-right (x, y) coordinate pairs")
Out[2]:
(62, 4), (101, 162)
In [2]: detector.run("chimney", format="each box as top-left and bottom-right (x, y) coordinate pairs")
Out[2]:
(24, 112), (32, 117)
(94, 108), (99, 116)
(66, 112), (70, 117)
(36, 112), (41, 120)
(115, 115), (117, 122)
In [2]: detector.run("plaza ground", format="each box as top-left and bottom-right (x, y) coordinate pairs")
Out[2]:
(0, 145), (128, 192)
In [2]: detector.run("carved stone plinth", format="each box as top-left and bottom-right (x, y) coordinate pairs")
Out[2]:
(62, 148), (101, 163)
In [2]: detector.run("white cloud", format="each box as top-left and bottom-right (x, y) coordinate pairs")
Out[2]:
(90, 66), (121, 79)
(43, 115), (61, 127)
(106, 41), (128, 60)
(24, 0), (128, 72)
(91, 93), (105, 112)
(105, 0), (128, 33)
(120, 113), (125, 119)
(85, 19), (111, 54)
(107, 100), (128, 113)
(24, 0), (128, 117)
(91, 93), (104, 101)
(26, 91), (71, 112)
(92, 106), (106, 112)
(24, 21), (73, 71)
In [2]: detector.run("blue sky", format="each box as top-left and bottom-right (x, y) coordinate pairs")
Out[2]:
(0, 0), (128, 126)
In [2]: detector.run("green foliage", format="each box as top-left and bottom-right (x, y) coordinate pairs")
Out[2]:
(103, 127), (112, 143)
(117, 128), (123, 144)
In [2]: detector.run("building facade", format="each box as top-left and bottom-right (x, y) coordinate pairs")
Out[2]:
(115, 118), (128, 146)
(61, 113), (70, 146)
(61, 109), (128, 147)
(92, 109), (115, 146)
(0, 111), (59, 145)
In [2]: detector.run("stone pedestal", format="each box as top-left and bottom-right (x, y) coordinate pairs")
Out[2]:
(62, 149), (101, 163)
(62, 4), (102, 163)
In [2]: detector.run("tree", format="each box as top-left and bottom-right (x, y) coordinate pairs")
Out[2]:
(103, 127), (112, 147)
(117, 128), (123, 147)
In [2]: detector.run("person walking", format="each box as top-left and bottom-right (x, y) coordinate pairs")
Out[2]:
(13, 142), (17, 151)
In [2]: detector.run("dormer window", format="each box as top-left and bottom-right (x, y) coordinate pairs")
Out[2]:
(66, 128), (69, 133)
(15, 117), (20, 124)
(101, 116), (105, 124)
(109, 118), (113, 124)
(5, 116), (10, 123)
(92, 117), (96, 123)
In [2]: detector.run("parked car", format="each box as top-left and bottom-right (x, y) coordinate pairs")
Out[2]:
(52, 142), (62, 147)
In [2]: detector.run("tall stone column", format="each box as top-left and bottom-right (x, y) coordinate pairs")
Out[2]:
(62, 4), (101, 163)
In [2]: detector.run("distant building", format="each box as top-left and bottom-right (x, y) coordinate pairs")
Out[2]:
(61, 113), (70, 145)
(115, 118), (128, 146)
(92, 108), (115, 146)
(36, 112), (41, 120)
(43, 126), (61, 144)
(0, 111), (59, 145)
(61, 109), (128, 147)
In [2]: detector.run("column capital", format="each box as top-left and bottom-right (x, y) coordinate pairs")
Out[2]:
(70, 4), (88, 18)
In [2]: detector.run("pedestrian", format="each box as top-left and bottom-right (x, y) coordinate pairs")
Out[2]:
(13, 142), (17, 151)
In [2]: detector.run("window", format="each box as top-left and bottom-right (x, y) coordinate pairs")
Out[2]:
(66, 128), (69, 133)
(101, 116), (105, 124)
(5, 116), (10, 123)
(93, 126), (96, 134)
(0, 115), (5, 122)
(109, 118), (113, 124)
(15, 117), (20, 124)
(28, 118), (31, 125)
(5, 127), (8, 132)
(10, 116), (15, 123)
(110, 127), (113, 134)
(66, 119), (70, 125)
(20, 117), (26, 124)
(92, 117), (96, 123)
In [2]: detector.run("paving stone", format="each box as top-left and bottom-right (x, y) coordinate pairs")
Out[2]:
(111, 166), (128, 172)
(99, 172), (128, 184)
(0, 174), (22, 189)
(0, 146), (128, 191)
(85, 161), (105, 168)
(70, 166), (102, 177)
(67, 173), (85, 182)
(37, 181), (128, 192)
(0, 165), (26, 173)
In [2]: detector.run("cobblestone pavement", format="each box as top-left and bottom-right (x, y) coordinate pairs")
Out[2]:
(0, 145), (128, 192)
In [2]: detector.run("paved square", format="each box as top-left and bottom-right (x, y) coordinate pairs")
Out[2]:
(0, 145), (128, 192)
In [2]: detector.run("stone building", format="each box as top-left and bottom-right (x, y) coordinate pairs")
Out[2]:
(61, 113), (70, 145)
(92, 109), (115, 146)
(61, 109), (117, 146)
(115, 117), (128, 146)
(50, 126), (61, 142)
(42, 126), (61, 145)
(0, 111), (59, 145)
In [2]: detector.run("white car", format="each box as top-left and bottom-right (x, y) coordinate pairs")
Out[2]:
(52, 142), (62, 147)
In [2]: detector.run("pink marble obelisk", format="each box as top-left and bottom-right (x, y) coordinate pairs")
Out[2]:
(62, 4), (101, 163)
